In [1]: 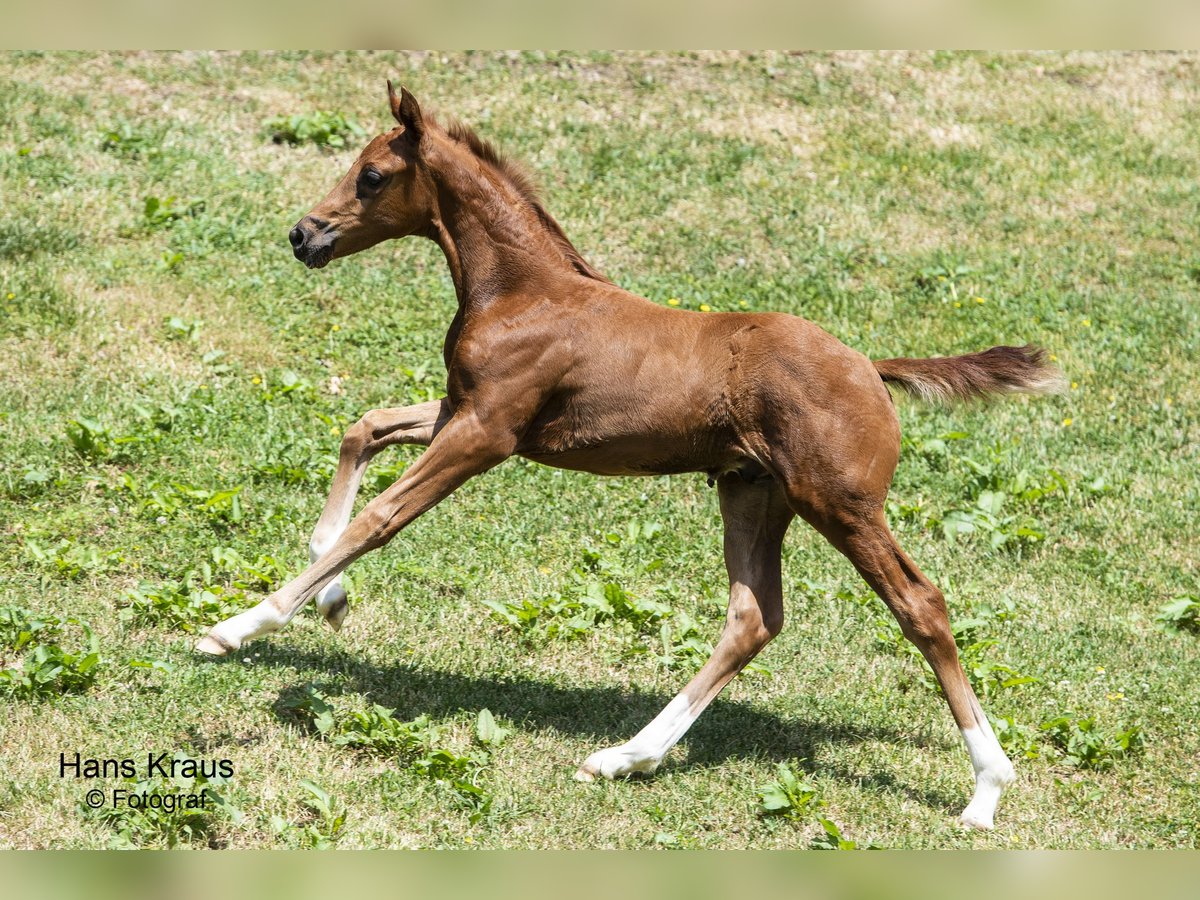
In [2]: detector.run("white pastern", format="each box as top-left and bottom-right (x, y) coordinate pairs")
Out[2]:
(575, 694), (698, 780)
(196, 600), (284, 655)
(959, 723), (1016, 830)
(310, 539), (348, 626)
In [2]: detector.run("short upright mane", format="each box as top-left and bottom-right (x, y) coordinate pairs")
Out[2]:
(439, 117), (611, 284)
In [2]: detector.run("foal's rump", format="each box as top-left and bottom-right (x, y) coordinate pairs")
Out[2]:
(729, 322), (1064, 514)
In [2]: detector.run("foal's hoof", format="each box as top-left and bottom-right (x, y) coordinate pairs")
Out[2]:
(958, 812), (995, 831)
(316, 583), (349, 632)
(322, 596), (349, 632)
(574, 745), (660, 781)
(573, 761), (601, 782)
(195, 633), (235, 657)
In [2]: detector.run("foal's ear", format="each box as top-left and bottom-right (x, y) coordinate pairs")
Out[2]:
(387, 80), (424, 143)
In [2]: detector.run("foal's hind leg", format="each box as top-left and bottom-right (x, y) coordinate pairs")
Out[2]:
(812, 509), (1015, 829)
(575, 474), (793, 780)
(307, 399), (449, 628)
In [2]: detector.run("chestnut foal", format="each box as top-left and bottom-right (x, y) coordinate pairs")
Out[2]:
(197, 84), (1063, 830)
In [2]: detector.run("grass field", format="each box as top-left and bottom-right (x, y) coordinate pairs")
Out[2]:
(0, 50), (1197, 849)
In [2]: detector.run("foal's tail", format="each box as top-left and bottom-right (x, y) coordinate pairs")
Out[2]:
(873, 345), (1066, 404)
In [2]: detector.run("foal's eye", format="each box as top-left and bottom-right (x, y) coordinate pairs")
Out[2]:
(362, 169), (384, 188)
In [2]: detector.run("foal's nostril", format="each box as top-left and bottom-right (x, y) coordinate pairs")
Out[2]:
(288, 226), (305, 249)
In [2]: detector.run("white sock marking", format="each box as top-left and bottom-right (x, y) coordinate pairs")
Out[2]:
(205, 600), (284, 651)
(310, 538), (346, 617)
(579, 693), (698, 779)
(959, 722), (1016, 829)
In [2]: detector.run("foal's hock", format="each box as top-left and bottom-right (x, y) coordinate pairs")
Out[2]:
(197, 84), (1064, 831)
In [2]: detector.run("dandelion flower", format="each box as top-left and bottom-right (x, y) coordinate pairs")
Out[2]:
(667, 298), (681, 307)
(332, 324), (341, 332)
(699, 303), (711, 312)
(1071, 381), (1078, 390)
(1082, 318), (1091, 327)
(251, 376), (262, 385)
(974, 296), (986, 304)
(1062, 417), (1073, 427)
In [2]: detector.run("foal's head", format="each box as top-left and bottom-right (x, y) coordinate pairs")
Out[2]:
(289, 83), (436, 269)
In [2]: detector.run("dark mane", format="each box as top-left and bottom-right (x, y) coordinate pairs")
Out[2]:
(439, 117), (612, 285)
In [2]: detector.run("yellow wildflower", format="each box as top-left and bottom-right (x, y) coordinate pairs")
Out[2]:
(1071, 381), (1078, 390)
(1082, 318), (1091, 327)
(667, 298), (681, 307)
(974, 296), (985, 304)
(332, 324), (341, 331)
(699, 303), (711, 312)
(251, 376), (262, 385)
(953, 301), (961, 308)
(5, 292), (13, 300)
(1062, 417), (1073, 427)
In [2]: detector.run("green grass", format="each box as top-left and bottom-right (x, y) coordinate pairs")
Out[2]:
(1, 51), (1197, 848)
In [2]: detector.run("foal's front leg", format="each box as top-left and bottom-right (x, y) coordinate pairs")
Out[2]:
(308, 399), (450, 629)
(196, 411), (506, 656)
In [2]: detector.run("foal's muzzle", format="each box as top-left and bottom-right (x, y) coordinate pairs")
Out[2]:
(289, 216), (337, 269)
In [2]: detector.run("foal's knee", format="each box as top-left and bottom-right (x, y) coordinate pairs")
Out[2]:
(339, 417), (374, 461)
(892, 582), (954, 650)
(726, 593), (783, 653)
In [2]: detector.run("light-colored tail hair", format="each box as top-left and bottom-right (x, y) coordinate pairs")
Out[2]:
(873, 345), (1066, 404)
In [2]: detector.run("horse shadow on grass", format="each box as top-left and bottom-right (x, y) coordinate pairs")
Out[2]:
(236, 640), (963, 814)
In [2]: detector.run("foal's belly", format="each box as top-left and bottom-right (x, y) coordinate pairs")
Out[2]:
(518, 443), (710, 477)
(516, 418), (738, 478)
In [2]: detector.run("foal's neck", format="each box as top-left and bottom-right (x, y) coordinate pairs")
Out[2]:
(425, 145), (580, 311)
